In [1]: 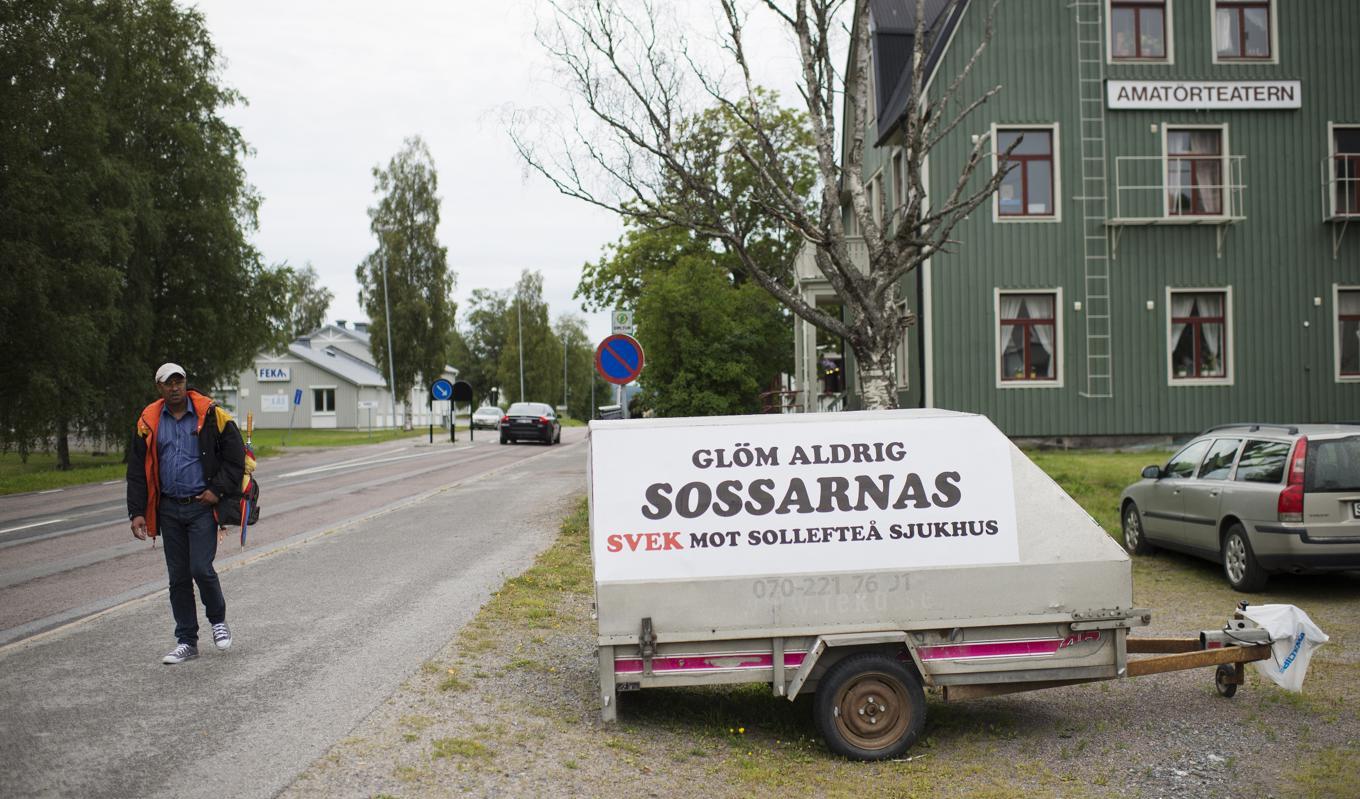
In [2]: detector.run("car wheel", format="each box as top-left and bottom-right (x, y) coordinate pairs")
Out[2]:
(814, 652), (925, 761)
(1121, 502), (1154, 555)
(1222, 523), (1268, 592)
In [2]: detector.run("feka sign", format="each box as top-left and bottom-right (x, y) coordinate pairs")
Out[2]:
(589, 413), (1020, 583)
(1107, 80), (1301, 110)
(257, 366), (291, 382)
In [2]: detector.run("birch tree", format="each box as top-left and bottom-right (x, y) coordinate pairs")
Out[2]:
(511, 0), (1013, 409)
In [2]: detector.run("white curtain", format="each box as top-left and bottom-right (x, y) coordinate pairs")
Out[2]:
(1000, 295), (1023, 377)
(1215, 8), (1236, 56)
(1171, 293), (1195, 348)
(1199, 293), (1224, 374)
(1028, 295), (1056, 378)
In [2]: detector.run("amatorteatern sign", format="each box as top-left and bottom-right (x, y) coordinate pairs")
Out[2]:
(589, 414), (1020, 583)
(1107, 80), (1301, 110)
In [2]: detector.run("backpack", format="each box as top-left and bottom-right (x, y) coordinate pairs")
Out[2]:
(215, 477), (260, 527)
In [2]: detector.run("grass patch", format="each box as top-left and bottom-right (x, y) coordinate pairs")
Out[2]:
(459, 499), (591, 645)
(0, 451), (126, 496)
(1289, 747), (1360, 798)
(437, 668), (470, 692)
(1023, 448), (1172, 537)
(0, 427), (424, 495)
(431, 737), (493, 760)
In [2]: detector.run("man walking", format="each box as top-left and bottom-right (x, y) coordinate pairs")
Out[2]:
(127, 363), (245, 664)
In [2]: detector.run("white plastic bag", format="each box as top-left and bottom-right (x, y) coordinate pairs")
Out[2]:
(1241, 604), (1329, 692)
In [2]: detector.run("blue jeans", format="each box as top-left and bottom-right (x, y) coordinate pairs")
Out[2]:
(159, 499), (226, 646)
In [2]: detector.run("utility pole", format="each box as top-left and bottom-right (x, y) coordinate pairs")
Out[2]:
(562, 334), (568, 412)
(381, 249), (398, 429)
(516, 294), (525, 402)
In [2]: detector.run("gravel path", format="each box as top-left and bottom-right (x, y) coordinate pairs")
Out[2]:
(283, 507), (1360, 799)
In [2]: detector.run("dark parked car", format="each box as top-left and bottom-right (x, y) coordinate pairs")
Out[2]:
(499, 402), (561, 445)
(1119, 423), (1360, 591)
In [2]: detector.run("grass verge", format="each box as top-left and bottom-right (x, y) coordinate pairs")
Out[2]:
(1023, 448), (1171, 537)
(0, 428), (424, 495)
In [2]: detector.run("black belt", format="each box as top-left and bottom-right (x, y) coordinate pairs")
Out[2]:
(163, 495), (197, 504)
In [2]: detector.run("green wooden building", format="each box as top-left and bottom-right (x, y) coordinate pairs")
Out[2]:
(793, 0), (1359, 438)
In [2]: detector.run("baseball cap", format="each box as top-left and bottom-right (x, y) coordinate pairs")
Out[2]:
(155, 362), (186, 383)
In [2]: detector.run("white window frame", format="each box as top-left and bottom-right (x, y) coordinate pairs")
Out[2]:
(1328, 122), (1360, 219)
(894, 299), (910, 390)
(867, 170), (884, 228)
(1161, 123), (1230, 219)
(1210, 0), (1279, 65)
(892, 148), (906, 215)
(1106, 0), (1176, 64)
(1165, 286), (1234, 386)
(994, 287), (1065, 389)
(990, 123), (1062, 223)
(311, 385), (338, 415)
(1335, 284), (1360, 383)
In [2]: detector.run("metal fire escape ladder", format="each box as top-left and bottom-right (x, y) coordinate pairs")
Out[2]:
(1072, 0), (1114, 399)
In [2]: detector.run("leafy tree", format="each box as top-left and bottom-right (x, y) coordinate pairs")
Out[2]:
(635, 253), (791, 417)
(268, 262), (334, 348)
(356, 136), (456, 428)
(553, 313), (603, 421)
(452, 288), (512, 404)
(498, 271), (561, 406)
(1, 0), (285, 465)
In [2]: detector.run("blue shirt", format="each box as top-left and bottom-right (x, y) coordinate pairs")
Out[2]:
(157, 404), (207, 498)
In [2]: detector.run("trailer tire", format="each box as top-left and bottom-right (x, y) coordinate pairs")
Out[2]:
(814, 652), (925, 761)
(1215, 664), (1239, 698)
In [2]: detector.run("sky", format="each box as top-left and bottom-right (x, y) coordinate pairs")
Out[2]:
(195, 0), (622, 342)
(194, 0), (812, 346)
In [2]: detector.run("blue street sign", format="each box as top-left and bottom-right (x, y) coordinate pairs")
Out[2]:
(431, 378), (454, 401)
(595, 334), (645, 386)
(293, 388), (303, 406)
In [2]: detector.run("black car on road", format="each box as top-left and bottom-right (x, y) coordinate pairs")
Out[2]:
(499, 402), (561, 445)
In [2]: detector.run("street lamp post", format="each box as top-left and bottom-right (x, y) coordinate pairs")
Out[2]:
(381, 250), (398, 429)
(516, 295), (525, 402)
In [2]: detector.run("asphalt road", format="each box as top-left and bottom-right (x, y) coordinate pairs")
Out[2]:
(0, 429), (586, 799)
(0, 430), (575, 644)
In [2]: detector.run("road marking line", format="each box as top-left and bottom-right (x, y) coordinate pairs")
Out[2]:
(277, 449), (439, 478)
(0, 519), (67, 535)
(37, 489), (63, 494)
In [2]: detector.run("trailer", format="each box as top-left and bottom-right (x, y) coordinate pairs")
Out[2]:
(587, 409), (1283, 760)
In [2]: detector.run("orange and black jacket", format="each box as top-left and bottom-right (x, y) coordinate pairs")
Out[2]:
(126, 389), (246, 538)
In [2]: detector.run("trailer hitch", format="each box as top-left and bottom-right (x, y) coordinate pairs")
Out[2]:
(639, 617), (657, 676)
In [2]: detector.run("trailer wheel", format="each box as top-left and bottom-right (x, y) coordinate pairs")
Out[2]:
(814, 653), (925, 761)
(1215, 664), (1239, 698)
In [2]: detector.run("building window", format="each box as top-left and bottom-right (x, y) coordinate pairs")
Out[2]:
(1111, 1), (1167, 60)
(1169, 290), (1228, 381)
(1333, 126), (1360, 217)
(313, 387), (336, 413)
(998, 292), (1059, 383)
(1339, 288), (1360, 378)
(892, 150), (905, 213)
(867, 175), (882, 227)
(1166, 128), (1223, 216)
(1215, 1), (1271, 60)
(997, 128), (1055, 218)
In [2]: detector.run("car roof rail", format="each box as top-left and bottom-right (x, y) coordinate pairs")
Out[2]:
(1200, 423), (1299, 436)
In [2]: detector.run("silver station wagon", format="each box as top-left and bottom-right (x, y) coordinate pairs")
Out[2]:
(1120, 423), (1360, 591)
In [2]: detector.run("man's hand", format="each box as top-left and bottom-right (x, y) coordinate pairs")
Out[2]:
(195, 489), (219, 506)
(131, 516), (148, 541)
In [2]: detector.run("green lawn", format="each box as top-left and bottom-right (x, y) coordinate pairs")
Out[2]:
(0, 428), (425, 495)
(0, 452), (127, 496)
(1022, 448), (1172, 537)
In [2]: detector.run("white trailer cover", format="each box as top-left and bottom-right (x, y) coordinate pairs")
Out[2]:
(589, 410), (1131, 645)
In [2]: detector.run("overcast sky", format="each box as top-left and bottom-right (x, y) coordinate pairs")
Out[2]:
(196, 0), (623, 341)
(194, 1), (815, 345)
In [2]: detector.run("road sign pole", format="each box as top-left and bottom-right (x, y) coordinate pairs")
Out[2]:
(429, 394), (433, 444)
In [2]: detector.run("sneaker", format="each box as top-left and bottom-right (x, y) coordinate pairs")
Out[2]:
(211, 622), (232, 651)
(162, 643), (198, 665)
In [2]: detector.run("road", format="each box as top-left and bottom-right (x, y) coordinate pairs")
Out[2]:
(0, 429), (587, 798)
